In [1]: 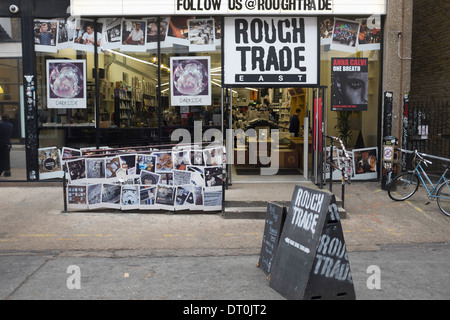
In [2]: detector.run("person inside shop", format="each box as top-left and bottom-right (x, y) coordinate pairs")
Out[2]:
(289, 108), (301, 137)
(0, 114), (13, 177)
(123, 22), (144, 45)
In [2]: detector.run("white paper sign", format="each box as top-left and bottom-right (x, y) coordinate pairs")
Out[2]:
(224, 16), (318, 86)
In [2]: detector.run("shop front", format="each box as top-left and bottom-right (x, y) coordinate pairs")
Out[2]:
(2, 0), (386, 186)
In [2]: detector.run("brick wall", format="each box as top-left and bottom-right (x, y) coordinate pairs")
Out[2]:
(410, 1), (450, 99)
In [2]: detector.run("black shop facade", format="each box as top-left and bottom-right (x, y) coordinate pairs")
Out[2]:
(2, 0), (386, 182)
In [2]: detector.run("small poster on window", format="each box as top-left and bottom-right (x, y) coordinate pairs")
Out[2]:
(170, 56), (211, 106)
(46, 59), (87, 109)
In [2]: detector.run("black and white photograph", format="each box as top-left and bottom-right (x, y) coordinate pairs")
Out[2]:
(175, 185), (193, 210)
(203, 147), (223, 166)
(67, 185), (88, 209)
(140, 170), (160, 185)
(188, 18), (215, 52)
(352, 147), (378, 180)
(156, 185), (176, 207)
(57, 17), (77, 50)
(173, 169), (192, 186)
(87, 184), (103, 209)
(139, 185), (157, 208)
(204, 166), (222, 187)
(159, 172), (174, 185)
(121, 185), (140, 210)
(101, 18), (122, 50)
(170, 56), (211, 106)
(101, 183), (121, 209)
(187, 165), (205, 186)
(86, 158), (106, 181)
(193, 186), (204, 207)
(38, 147), (64, 180)
(203, 187), (222, 211)
(190, 149), (205, 166)
(34, 19), (58, 53)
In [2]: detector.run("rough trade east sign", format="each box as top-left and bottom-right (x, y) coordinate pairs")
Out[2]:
(223, 16), (318, 86)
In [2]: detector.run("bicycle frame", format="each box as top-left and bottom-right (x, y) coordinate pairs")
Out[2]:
(413, 162), (449, 199)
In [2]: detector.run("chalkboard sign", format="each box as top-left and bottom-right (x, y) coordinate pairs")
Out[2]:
(269, 185), (355, 300)
(258, 202), (287, 276)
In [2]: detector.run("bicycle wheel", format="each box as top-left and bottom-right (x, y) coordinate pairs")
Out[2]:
(436, 181), (450, 217)
(388, 172), (420, 201)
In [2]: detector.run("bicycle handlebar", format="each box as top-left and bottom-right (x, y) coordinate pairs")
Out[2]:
(395, 148), (432, 166)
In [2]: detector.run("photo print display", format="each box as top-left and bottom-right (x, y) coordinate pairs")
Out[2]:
(170, 56), (211, 106)
(121, 185), (140, 210)
(120, 154), (137, 176)
(101, 183), (121, 209)
(38, 147), (64, 180)
(203, 187), (222, 211)
(87, 184), (103, 210)
(66, 158), (86, 182)
(146, 17), (169, 49)
(34, 19), (58, 53)
(73, 19), (103, 52)
(357, 18), (382, 51)
(63, 144), (225, 212)
(173, 149), (191, 170)
(67, 185), (88, 210)
(353, 147), (378, 180)
(46, 59), (87, 109)
(85, 158), (106, 182)
(330, 18), (360, 53)
(121, 19), (146, 52)
(101, 18), (122, 50)
(136, 154), (156, 175)
(154, 152), (174, 172)
(140, 170), (160, 185)
(166, 16), (192, 46)
(203, 146), (223, 166)
(156, 185), (176, 209)
(188, 18), (215, 52)
(105, 156), (121, 179)
(139, 185), (158, 209)
(57, 17), (77, 50)
(204, 166), (222, 187)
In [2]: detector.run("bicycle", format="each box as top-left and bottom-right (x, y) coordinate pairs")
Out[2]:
(387, 148), (450, 217)
(324, 135), (352, 208)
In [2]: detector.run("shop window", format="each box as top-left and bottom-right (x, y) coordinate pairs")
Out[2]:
(35, 16), (223, 149)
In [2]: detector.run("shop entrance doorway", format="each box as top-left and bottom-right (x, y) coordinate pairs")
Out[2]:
(224, 86), (325, 184)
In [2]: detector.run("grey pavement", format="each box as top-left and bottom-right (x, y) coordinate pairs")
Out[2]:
(0, 178), (449, 301)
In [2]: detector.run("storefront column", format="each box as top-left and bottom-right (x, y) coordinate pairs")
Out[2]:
(20, 0), (40, 181)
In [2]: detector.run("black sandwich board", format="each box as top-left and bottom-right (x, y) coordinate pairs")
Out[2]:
(269, 185), (355, 300)
(258, 202), (287, 276)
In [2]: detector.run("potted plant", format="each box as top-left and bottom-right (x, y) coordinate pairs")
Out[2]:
(335, 111), (353, 146)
